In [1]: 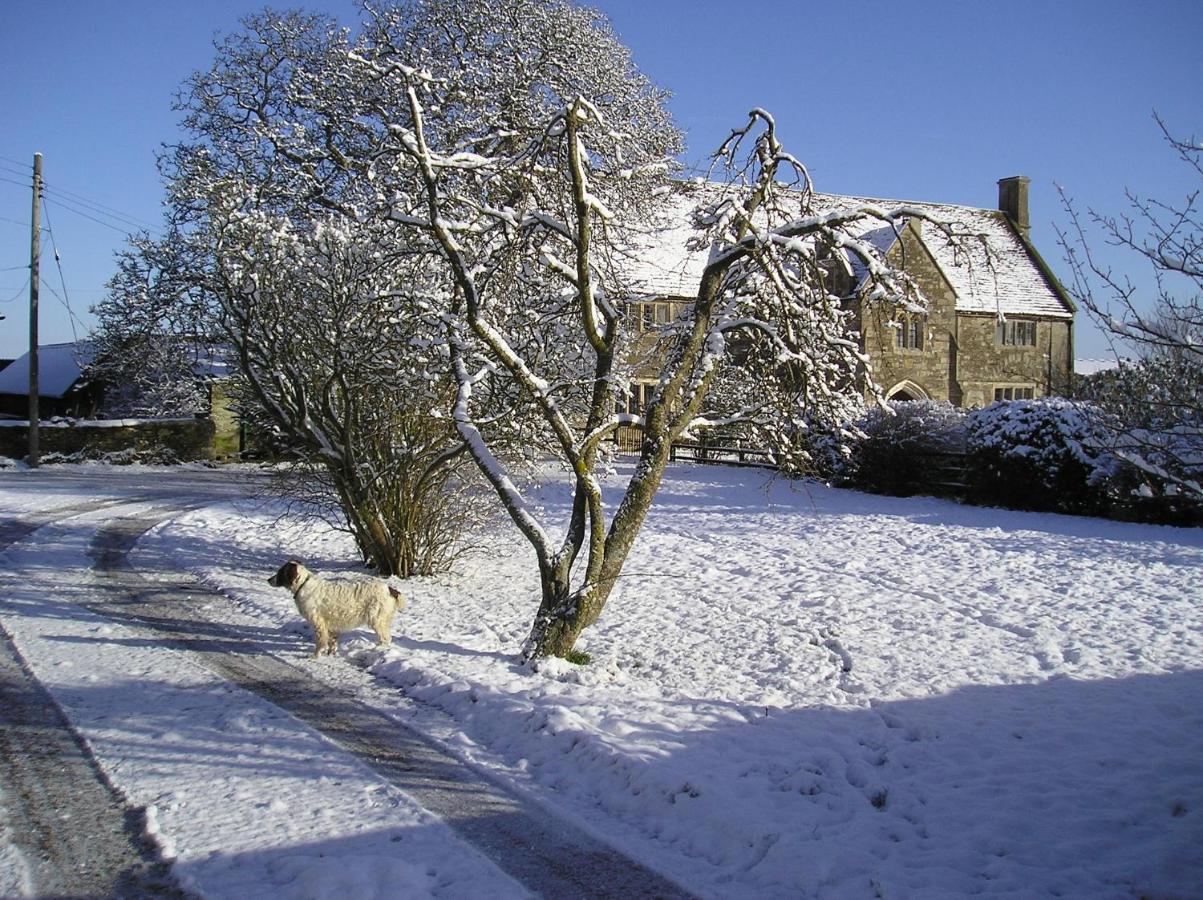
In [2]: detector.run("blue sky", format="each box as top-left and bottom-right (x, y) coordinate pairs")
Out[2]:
(1, 0), (1200, 361)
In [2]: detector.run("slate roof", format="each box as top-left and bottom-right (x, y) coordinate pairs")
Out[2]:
(0, 341), (95, 398)
(613, 183), (1073, 320)
(0, 339), (233, 399)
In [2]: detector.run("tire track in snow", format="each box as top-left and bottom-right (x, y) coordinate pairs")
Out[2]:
(0, 502), (195, 900)
(87, 504), (696, 900)
(0, 496), (134, 547)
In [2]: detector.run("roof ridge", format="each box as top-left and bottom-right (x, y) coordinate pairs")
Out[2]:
(670, 177), (1004, 217)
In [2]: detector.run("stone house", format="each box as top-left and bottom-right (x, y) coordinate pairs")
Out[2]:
(618, 176), (1075, 413)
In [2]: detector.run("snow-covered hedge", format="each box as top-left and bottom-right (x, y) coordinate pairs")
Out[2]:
(804, 394), (1199, 523)
(843, 400), (966, 496)
(1102, 426), (1203, 524)
(965, 398), (1117, 515)
(1077, 358), (1203, 520)
(964, 397), (1203, 522)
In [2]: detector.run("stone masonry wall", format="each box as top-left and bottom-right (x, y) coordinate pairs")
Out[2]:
(0, 418), (217, 462)
(857, 223), (1073, 408)
(954, 315), (1073, 408)
(860, 223), (959, 403)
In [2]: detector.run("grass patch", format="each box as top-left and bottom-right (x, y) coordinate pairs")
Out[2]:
(565, 649), (592, 666)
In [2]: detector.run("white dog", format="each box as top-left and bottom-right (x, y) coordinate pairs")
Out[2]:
(267, 560), (404, 658)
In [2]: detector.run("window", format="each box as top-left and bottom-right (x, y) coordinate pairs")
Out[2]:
(617, 382), (656, 415)
(993, 385), (1036, 402)
(996, 319), (1037, 346)
(630, 300), (676, 332)
(895, 316), (924, 351)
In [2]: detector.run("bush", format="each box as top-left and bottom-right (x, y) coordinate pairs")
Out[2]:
(1103, 426), (1203, 525)
(965, 398), (1116, 514)
(1077, 358), (1203, 523)
(846, 400), (966, 496)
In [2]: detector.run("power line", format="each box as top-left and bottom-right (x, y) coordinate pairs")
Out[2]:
(42, 182), (157, 231)
(39, 278), (86, 343)
(2, 278), (30, 304)
(43, 196), (133, 235)
(1, 156), (157, 232)
(41, 199), (77, 321)
(42, 190), (152, 234)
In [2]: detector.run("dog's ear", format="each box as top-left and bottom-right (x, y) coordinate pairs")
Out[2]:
(270, 560), (299, 587)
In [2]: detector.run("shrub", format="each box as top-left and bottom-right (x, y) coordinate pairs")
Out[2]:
(965, 398), (1116, 514)
(1104, 425), (1203, 524)
(1078, 358), (1203, 523)
(847, 400), (966, 496)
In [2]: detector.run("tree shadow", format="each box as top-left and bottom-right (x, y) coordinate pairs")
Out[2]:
(390, 636), (514, 664)
(618, 462), (1203, 555)
(165, 823), (529, 899)
(522, 668), (1203, 898)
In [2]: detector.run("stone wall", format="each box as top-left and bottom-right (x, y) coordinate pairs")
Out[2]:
(860, 223), (960, 403)
(856, 222), (1074, 408)
(953, 314), (1073, 408)
(0, 417), (218, 462)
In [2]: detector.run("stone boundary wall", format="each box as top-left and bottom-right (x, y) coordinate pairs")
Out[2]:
(0, 418), (218, 462)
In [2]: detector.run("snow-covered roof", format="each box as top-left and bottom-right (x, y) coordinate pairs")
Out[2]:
(1075, 357), (1127, 376)
(612, 190), (706, 298)
(0, 339), (237, 398)
(191, 344), (236, 380)
(613, 182), (1073, 320)
(0, 341), (95, 398)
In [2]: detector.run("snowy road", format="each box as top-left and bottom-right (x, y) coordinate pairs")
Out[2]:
(0, 625), (186, 897)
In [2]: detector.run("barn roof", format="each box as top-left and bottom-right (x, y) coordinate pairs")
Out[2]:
(0, 341), (95, 398)
(0, 339), (233, 401)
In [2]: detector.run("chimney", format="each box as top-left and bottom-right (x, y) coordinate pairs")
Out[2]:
(998, 175), (1030, 240)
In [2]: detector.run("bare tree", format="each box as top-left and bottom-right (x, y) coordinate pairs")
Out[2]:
(167, 0), (961, 657)
(209, 212), (477, 576)
(1058, 114), (1202, 497)
(87, 232), (217, 418)
(347, 0), (959, 658)
(148, 8), (485, 576)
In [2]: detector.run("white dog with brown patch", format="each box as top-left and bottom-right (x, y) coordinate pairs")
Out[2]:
(268, 560), (404, 658)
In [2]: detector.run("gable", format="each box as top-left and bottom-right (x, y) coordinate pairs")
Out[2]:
(828, 194), (1072, 320)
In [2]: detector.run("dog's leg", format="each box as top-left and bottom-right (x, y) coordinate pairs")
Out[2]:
(313, 624), (331, 658)
(372, 616), (392, 647)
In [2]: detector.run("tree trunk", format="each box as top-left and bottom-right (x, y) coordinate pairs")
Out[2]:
(523, 575), (609, 660)
(523, 436), (677, 660)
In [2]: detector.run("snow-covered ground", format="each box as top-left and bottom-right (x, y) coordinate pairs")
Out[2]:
(2, 462), (1201, 898)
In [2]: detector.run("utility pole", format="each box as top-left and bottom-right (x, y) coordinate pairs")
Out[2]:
(28, 153), (41, 468)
